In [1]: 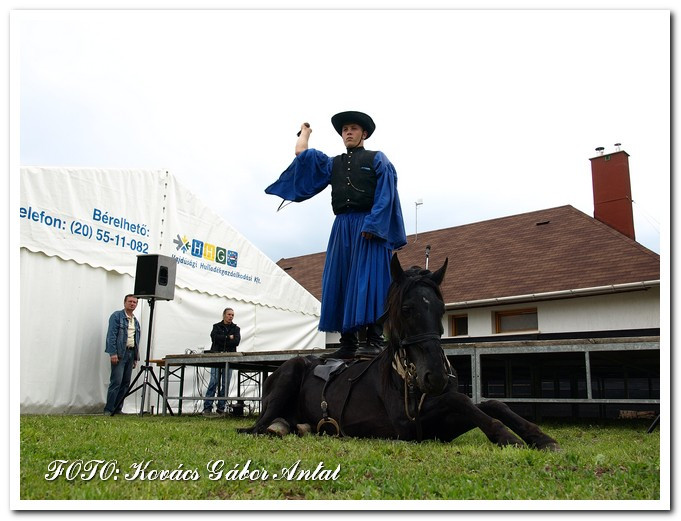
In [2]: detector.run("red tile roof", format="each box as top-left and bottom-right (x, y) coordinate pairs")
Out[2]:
(276, 205), (660, 305)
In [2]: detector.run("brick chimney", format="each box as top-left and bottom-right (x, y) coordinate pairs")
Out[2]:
(589, 148), (635, 240)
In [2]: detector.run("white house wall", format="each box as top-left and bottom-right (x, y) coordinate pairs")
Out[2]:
(536, 289), (659, 333)
(445, 288), (660, 337)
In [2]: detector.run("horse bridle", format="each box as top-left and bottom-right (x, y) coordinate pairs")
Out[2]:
(395, 331), (454, 379)
(399, 332), (442, 347)
(392, 332), (454, 441)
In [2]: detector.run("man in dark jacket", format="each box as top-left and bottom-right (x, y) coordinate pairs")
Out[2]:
(203, 308), (240, 415)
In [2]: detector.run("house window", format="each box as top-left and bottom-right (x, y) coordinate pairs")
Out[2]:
(449, 315), (468, 336)
(495, 308), (538, 334)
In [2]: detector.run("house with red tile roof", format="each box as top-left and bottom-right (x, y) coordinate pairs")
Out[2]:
(275, 149), (661, 419)
(278, 204), (659, 339)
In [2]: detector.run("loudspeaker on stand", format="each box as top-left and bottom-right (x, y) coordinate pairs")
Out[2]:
(134, 254), (176, 301)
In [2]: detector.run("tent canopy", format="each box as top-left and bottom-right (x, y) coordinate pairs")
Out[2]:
(20, 167), (324, 413)
(20, 166), (320, 315)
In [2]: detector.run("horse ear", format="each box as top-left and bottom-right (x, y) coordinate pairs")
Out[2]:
(390, 253), (405, 282)
(429, 257), (448, 286)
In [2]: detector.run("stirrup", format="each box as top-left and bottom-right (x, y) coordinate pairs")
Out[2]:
(316, 399), (341, 435)
(316, 417), (341, 436)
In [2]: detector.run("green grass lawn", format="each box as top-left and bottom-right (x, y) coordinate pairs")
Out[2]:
(19, 414), (660, 502)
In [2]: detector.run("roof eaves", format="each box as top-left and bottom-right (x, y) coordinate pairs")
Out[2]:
(445, 279), (660, 310)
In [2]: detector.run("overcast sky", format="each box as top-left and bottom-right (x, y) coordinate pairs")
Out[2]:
(15, 8), (669, 261)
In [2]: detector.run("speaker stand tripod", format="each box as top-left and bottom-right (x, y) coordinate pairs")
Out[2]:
(117, 297), (174, 416)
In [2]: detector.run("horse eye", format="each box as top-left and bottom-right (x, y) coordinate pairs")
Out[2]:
(401, 305), (412, 314)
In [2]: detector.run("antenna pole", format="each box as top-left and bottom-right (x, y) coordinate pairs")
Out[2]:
(414, 199), (423, 242)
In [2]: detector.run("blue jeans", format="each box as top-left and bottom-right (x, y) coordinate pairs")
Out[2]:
(104, 349), (136, 414)
(203, 367), (231, 412)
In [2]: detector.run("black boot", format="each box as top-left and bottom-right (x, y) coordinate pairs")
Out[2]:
(321, 331), (358, 359)
(355, 323), (385, 358)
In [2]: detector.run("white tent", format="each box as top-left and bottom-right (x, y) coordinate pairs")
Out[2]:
(19, 167), (324, 414)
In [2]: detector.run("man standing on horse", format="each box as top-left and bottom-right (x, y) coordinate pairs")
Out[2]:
(266, 111), (407, 359)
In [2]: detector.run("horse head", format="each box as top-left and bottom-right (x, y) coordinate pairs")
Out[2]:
(383, 253), (454, 396)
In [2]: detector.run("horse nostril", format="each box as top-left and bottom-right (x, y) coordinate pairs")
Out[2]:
(423, 371), (438, 390)
(422, 370), (448, 394)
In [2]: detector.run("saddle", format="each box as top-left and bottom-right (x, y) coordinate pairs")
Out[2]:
(312, 359), (348, 383)
(310, 357), (378, 436)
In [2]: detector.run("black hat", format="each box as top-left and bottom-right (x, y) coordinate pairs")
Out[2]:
(331, 111), (376, 139)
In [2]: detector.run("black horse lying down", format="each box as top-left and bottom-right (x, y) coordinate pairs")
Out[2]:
(240, 254), (559, 450)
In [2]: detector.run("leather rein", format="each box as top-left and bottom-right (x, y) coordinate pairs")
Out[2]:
(392, 332), (454, 441)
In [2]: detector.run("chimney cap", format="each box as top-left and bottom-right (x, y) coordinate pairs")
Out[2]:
(595, 146), (605, 154)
